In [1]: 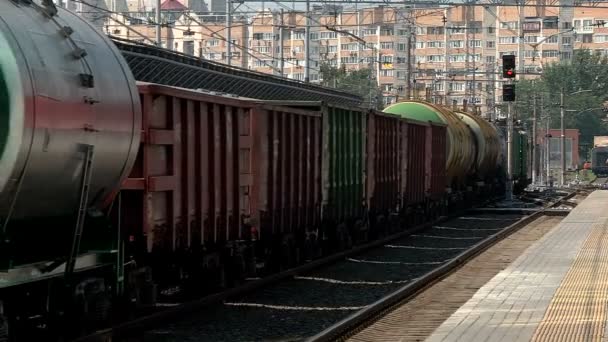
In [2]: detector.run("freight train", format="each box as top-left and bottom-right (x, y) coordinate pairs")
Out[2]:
(0, 3), (530, 340)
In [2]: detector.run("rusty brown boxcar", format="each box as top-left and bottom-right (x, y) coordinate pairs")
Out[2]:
(120, 83), (323, 287)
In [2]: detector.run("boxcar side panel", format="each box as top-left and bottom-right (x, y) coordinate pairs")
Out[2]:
(322, 106), (366, 222)
(430, 124), (447, 199)
(366, 111), (400, 214)
(122, 84), (244, 253)
(250, 107), (323, 240)
(405, 122), (427, 205)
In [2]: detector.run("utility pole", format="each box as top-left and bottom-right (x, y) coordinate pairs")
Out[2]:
(532, 93), (537, 185)
(279, 9), (284, 76)
(518, 1), (525, 77)
(502, 54), (516, 199)
(560, 88), (565, 186)
(407, 29), (412, 99)
(155, 0), (161, 46)
(540, 97), (551, 186)
(226, 0), (232, 65)
(507, 101), (513, 200)
(304, 0), (310, 82)
(545, 97), (551, 186)
(443, 10), (449, 105)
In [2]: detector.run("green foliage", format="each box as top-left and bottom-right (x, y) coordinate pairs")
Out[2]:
(319, 62), (384, 110)
(512, 49), (608, 161)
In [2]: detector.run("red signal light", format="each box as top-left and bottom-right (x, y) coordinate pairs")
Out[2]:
(506, 69), (514, 76)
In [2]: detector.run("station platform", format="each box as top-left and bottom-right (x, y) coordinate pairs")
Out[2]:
(426, 190), (608, 342)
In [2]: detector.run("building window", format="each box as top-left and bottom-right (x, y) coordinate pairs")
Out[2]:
(293, 31), (305, 40)
(545, 36), (558, 43)
(449, 82), (465, 91)
(427, 41), (444, 48)
(486, 41), (495, 48)
(595, 35), (608, 43)
(291, 73), (305, 81)
(340, 29), (358, 37)
(486, 55), (496, 63)
(320, 31), (337, 39)
(381, 42), (394, 49)
(524, 35), (538, 43)
(415, 41), (425, 49)
(428, 27), (444, 35)
(340, 56), (358, 64)
(397, 43), (407, 51)
(381, 28), (394, 36)
(381, 55), (393, 63)
(561, 51), (572, 59)
(415, 55), (426, 63)
(427, 55), (445, 62)
(448, 40), (464, 48)
(543, 17), (558, 29)
(449, 26), (466, 34)
(310, 32), (319, 40)
(524, 50), (540, 58)
(413, 27), (424, 35)
(206, 39), (219, 47)
(382, 84), (393, 91)
(449, 54), (466, 62)
(362, 28), (377, 36)
(469, 40), (481, 48)
(380, 70), (394, 77)
(488, 26), (495, 33)
(500, 21), (518, 30)
(542, 50), (559, 57)
(562, 36), (572, 45)
(257, 46), (270, 53)
(499, 36), (518, 44)
(583, 34), (593, 43)
(252, 32), (273, 40)
(341, 43), (358, 51)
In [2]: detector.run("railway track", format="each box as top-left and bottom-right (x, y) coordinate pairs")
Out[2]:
(78, 191), (575, 342)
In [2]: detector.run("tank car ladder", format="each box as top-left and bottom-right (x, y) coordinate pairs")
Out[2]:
(65, 144), (95, 279)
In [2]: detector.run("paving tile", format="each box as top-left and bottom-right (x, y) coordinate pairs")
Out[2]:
(425, 191), (608, 342)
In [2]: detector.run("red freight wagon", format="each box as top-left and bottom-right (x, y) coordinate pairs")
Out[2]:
(365, 111), (447, 231)
(404, 120), (428, 209)
(365, 111), (401, 235)
(429, 123), (447, 201)
(121, 83), (323, 288)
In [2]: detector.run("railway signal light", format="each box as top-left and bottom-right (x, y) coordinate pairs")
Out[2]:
(502, 55), (516, 78)
(503, 84), (515, 101)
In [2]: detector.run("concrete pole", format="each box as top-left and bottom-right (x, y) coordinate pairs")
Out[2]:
(506, 101), (513, 200)
(560, 89), (566, 186)
(304, 0), (310, 82)
(546, 101), (551, 186)
(532, 94), (537, 185)
(226, 0), (232, 65)
(279, 9), (284, 76)
(443, 10), (449, 105)
(518, 1), (525, 77)
(156, 0), (161, 46)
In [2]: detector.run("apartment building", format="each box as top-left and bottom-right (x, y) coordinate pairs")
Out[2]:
(104, 1), (608, 116)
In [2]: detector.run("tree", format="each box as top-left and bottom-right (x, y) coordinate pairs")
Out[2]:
(511, 50), (608, 161)
(319, 62), (384, 110)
